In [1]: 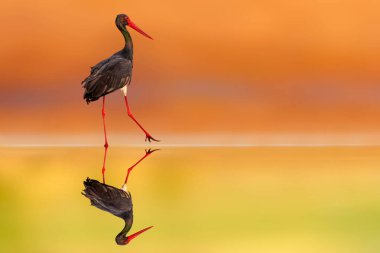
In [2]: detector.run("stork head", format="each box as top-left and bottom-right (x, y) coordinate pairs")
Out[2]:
(115, 14), (153, 40)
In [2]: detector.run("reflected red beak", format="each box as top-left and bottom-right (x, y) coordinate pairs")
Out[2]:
(127, 18), (153, 40)
(126, 226), (154, 243)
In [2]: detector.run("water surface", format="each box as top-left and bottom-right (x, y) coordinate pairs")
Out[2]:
(1, 147), (380, 253)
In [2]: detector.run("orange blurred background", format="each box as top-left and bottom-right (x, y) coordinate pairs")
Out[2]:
(1, 0), (380, 145)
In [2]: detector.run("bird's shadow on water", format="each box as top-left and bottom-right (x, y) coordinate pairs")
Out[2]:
(82, 148), (159, 245)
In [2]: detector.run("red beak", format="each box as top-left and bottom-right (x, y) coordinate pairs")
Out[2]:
(127, 18), (154, 40)
(126, 226), (153, 243)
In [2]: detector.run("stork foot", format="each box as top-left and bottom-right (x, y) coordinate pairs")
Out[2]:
(145, 134), (160, 143)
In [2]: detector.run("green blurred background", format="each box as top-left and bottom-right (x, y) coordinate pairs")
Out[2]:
(1, 147), (380, 253)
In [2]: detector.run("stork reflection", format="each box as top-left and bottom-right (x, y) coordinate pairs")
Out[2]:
(82, 148), (158, 245)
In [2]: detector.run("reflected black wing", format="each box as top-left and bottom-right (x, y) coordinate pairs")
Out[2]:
(82, 55), (132, 103)
(82, 178), (132, 218)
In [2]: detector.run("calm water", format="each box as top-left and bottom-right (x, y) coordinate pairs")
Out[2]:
(1, 147), (380, 253)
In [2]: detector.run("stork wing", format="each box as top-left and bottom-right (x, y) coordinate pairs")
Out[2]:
(82, 55), (132, 103)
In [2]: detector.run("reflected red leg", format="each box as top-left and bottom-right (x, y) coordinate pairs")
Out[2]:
(101, 96), (109, 183)
(102, 144), (108, 184)
(124, 149), (159, 185)
(123, 95), (159, 142)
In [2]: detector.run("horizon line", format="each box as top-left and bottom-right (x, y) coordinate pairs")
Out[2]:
(2, 133), (380, 147)
(1, 143), (380, 148)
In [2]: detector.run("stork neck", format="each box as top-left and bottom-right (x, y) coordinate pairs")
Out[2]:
(121, 29), (133, 60)
(115, 216), (133, 245)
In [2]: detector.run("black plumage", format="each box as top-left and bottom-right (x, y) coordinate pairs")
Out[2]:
(82, 178), (132, 219)
(82, 55), (132, 103)
(82, 178), (133, 245)
(82, 14), (135, 103)
(82, 149), (156, 245)
(81, 14), (158, 142)
(82, 178), (153, 245)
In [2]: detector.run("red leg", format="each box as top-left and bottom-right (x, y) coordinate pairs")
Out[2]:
(124, 149), (159, 185)
(123, 95), (159, 142)
(101, 96), (109, 183)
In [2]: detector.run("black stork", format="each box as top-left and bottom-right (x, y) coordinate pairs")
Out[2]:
(82, 14), (159, 147)
(82, 149), (158, 245)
